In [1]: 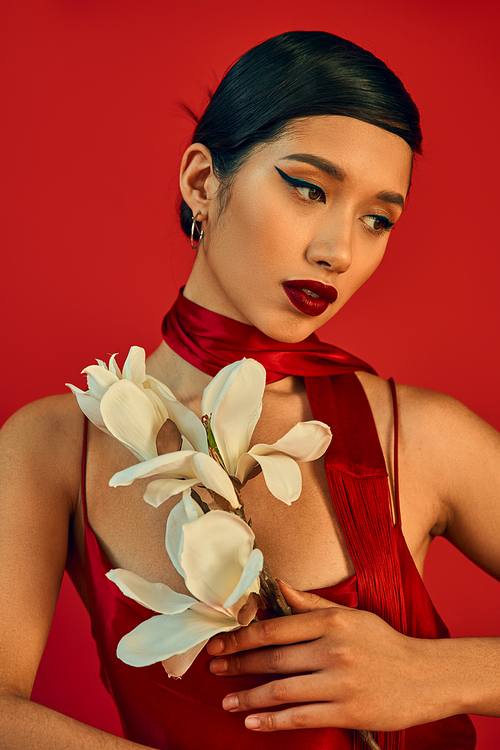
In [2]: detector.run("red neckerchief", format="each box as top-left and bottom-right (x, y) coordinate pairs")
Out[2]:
(161, 290), (376, 383)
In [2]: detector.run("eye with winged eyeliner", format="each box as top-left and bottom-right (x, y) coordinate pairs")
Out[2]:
(275, 166), (395, 234)
(361, 215), (394, 234)
(279, 153), (406, 209)
(275, 166), (326, 203)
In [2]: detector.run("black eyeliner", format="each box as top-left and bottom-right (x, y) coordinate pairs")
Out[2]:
(274, 166), (324, 194)
(373, 216), (394, 230)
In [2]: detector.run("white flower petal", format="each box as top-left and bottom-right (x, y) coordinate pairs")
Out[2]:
(250, 420), (332, 463)
(200, 360), (241, 416)
(204, 360), (265, 475)
(65, 386), (112, 435)
(235, 421), (331, 493)
(122, 346), (147, 383)
(191, 452), (240, 508)
(160, 396), (208, 454)
(82, 364), (119, 399)
(100, 380), (164, 461)
(223, 548), (263, 608)
(107, 353), (122, 378)
(143, 389), (170, 422)
(162, 641), (209, 678)
(143, 478), (199, 508)
(180, 436), (194, 451)
(181, 511), (255, 609)
(144, 376), (177, 405)
(246, 453), (302, 505)
(182, 488), (204, 522)
(165, 493), (203, 576)
(116, 609), (237, 668)
(106, 569), (196, 614)
(109, 450), (198, 487)
(234, 452), (258, 485)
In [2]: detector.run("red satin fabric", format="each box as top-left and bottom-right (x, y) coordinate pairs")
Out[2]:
(82, 374), (475, 749)
(161, 290), (377, 383)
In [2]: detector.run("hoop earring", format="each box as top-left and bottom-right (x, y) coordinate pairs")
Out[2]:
(190, 212), (204, 250)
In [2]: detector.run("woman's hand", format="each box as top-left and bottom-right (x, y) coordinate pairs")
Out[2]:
(206, 581), (459, 733)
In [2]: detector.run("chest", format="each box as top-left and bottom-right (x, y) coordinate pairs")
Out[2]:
(71, 379), (378, 599)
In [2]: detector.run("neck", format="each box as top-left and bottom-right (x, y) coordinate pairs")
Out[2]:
(147, 341), (300, 409)
(146, 342), (212, 407)
(157, 288), (376, 393)
(183, 268), (249, 325)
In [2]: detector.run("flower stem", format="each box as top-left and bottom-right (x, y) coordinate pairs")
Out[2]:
(357, 731), (382, 749)
(201, 414), (227, 471)
(259, 560), (292, 617)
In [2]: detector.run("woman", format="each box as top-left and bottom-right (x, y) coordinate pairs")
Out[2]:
(0, 30), (499, 750)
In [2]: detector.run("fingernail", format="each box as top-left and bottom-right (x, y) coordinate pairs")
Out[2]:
(222, 694), (239, 711)
(245, 716), (261, 730)
(210, 658), (228, 674)
(276, 578), (292, 588)
(207, 638), (225, 654)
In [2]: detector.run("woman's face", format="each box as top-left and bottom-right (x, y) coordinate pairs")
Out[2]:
(184, 116), (413, 342)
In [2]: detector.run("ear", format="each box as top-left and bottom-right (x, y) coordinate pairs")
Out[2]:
(179, 143), (218, 222)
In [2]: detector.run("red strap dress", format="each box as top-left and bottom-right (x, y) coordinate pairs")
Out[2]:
(82, 373), (476, 749)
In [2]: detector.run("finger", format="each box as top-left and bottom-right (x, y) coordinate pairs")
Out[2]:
(221, 673), (333, 713)
(210, 640), (325, 677)
(207, 606), (347, 656)
(243, 703), (341, 732)
(278, 579), (349, 614)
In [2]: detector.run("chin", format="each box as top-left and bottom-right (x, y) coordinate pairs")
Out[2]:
(259, 317), (322, 343)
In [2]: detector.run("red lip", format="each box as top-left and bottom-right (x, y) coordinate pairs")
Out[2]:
(282, 280), (338, 317)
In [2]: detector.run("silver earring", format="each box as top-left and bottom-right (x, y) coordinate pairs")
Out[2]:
(190, 211), (204, 250)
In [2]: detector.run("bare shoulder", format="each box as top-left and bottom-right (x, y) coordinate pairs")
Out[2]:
(356, 370), (500, 452)
(0, 393), (84, 514)
(2, 391), (83, 435)
(357, 372), (500, 577)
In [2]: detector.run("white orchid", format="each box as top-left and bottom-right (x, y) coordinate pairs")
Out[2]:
(106, 491), (264, 678)
(109, 358), (332, 510)
(66, 347), (177, 462)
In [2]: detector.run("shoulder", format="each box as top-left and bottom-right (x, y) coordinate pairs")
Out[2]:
(1, 392), (84, 447)
(355, 370), (500, 493)
(0, 394), (84, 513)
(358, 370), (500, 503)
(355, 370), (496, 444)
(357, 373), (500, 565)
(393, 381), (500, 461)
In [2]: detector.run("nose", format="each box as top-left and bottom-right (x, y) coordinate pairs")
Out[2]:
(305, 218), (353, 274)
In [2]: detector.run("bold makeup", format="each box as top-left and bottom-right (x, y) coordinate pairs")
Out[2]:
(275, 166), (326, 203)
(282, 279), (338, 317)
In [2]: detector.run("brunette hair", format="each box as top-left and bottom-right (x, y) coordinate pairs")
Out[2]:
(179, 30), (422, 237)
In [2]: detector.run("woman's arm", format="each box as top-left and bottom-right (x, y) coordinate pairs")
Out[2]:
(205, 385), (500, 732)
(397, 384), (500, 580)
(0, 397), (152, 749)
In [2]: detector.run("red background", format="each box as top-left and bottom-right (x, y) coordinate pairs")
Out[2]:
(2, 0), (500, 746)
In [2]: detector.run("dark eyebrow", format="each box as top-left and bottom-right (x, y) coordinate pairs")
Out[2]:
(376, 190), (405, 210)
(279, 153), (406, 210)
(279, 153), (346, 181)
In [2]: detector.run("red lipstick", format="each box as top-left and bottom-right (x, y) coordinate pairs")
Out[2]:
(282, 280), (338, 317)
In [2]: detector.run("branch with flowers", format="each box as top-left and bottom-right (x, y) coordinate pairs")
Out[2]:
(67, 347), (381, 750)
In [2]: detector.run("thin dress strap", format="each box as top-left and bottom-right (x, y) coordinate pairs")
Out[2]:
(81, 417), (89, 525)
(388, 377), (401, 528)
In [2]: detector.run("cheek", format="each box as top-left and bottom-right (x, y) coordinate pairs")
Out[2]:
(222, 197), (290, 275)
(344, 242), (388, 297)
